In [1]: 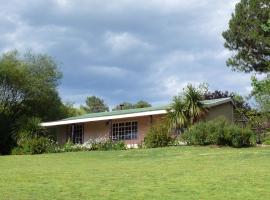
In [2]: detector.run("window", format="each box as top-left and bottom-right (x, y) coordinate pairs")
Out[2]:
(67, 124), (84, 144)
(112, 121), (138, 141)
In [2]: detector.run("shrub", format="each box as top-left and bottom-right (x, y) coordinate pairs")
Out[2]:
(12, 137), (60, 155)
(226, 126), (256, 147)
(62, 139), (81, 152)
(61, 137), (126, 152)
(144, 124), (172, 148)
(182, 118), (256, 148)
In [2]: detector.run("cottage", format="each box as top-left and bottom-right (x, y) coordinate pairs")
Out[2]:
(41, 98), (234, 147)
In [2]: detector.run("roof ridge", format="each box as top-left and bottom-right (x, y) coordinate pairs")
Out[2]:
(63, 97), (232, 121)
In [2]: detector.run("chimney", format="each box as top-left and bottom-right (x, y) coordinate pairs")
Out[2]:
(119, 104), (124, 110)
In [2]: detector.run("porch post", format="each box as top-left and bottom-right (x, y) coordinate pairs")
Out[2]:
(71, 124), (74, 143)
(109, 119), (112, 141)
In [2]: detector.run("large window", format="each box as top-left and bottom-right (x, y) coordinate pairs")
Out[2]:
(67, 124), (84, 144)
(112, 121), (138, 140)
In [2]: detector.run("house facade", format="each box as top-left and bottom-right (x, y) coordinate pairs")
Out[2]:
(41, 98), (234, 147)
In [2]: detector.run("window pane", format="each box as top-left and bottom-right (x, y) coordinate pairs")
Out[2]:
(112, 121), (137, 141)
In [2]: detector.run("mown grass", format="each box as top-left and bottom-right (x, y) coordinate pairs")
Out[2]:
(0, 146), (270, 200)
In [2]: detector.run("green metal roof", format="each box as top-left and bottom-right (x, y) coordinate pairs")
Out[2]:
(63, 97), (232, 121)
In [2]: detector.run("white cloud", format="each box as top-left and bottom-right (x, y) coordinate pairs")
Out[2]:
(104, 31), (152, 53)
(84, 65), (130, 78)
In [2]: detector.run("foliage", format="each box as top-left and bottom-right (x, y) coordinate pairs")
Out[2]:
(61, 102), (86, 117)
(222, 0), (270, 73)
(62, 137), (126, 152)
(247, 109), (270, 143)
(182, 118), (256, 147)
(166, 84), (206, 132)
(12, 137), (60, 155)
(183, 84), (207, 124)
(144, 124), (172, 148)
(261, 19), (270, 32)
(134, 100), (151, 108)
(62, 139), (78, 152)
(14, 117), (48, 142)
(166, 96), (188, 131)
(0, 50), (66, 154)
(251, 75), (270, 112)
(262, 134), (270, 145)
(113, 100), (151, 110)
(81, 96), (109, 113)
(11, 117), (60, 155)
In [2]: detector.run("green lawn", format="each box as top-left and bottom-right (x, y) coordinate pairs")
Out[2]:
(1, 146), (270, 200)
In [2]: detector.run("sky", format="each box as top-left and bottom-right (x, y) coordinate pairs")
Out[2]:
(0, 0), (254, 108)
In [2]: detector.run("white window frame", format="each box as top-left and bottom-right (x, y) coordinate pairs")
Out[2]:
(112, 121), (138, 141)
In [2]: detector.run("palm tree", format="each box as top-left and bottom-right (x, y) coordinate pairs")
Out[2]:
(166, 84), (208, 134)
(183, 84), (207, 125)
(166, 96), (187, 134)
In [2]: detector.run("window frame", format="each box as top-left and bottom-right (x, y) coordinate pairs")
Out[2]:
(112, 121), (138, 141)
(67, 124), (84, 144)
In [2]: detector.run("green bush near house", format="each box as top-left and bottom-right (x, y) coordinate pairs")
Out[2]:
(12, 137), (60, 155)
(62, 138), (126, 152)
(182, 118), (256, 147)
(91, 139), (126, 151)
(262, 134), (270, 145)
(144, 124), (173, 148)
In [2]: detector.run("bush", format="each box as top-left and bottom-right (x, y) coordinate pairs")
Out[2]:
(12, 137), (60, 155)
(226, 126), (256, 147)
(262, 134), (270, 145)
(144, 124), (172, 148)
(62, 137), (126, 152)
(182, 118), (256, 148)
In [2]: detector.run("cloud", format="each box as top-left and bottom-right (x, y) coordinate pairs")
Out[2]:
(104, 31), (152, 54)
(83, 65), (130, 78)
(0, 0), (253, 108)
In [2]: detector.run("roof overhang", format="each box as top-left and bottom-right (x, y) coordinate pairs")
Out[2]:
(41, 109), (167, 127)
(41, 97), (233, 127)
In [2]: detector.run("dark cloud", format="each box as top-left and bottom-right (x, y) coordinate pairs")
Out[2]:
(1, 0), (252, 108)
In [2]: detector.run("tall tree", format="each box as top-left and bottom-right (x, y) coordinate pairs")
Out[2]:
(222, 0), (270, 73)
(0, 51), (65, 154)
(81, 96), (109, 113)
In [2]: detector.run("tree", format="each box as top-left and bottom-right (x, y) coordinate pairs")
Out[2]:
(134, 100), (151, 108)
(222, 0), (270, 73)
(113, 100), (151, 111)
(62, 102), (86, 117)
(81, 96), (109, 113)
(183, 85), (207, 124)
(204, 90), (230, 100)
(166, 84), (206, 133)
(166, 96), (188, 133)
(203, 90), (251, 112)
(251, 75), (270, 112)
(0, 50), (65, 154)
